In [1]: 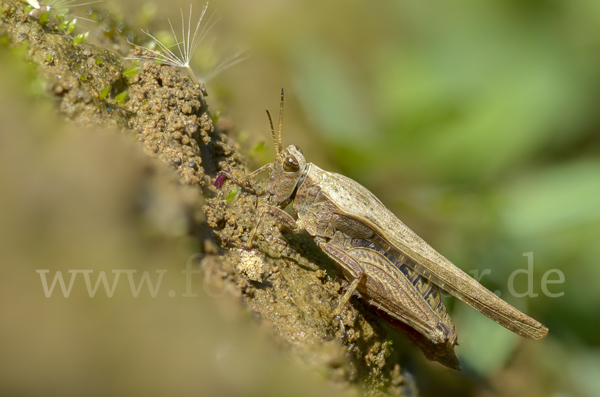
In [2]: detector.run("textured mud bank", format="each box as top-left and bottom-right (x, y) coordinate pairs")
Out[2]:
(0, 1), (416, 395)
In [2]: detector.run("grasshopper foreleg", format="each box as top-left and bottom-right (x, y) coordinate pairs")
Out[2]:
(215, 163), (273, 190)
(247, 204), (298, 248)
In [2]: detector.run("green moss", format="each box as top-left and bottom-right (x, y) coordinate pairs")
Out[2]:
(96, 57), (102, 65)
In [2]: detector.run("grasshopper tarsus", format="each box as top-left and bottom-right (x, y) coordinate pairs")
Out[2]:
(214, 170), (241, 188)
(332, 275), (363, 318)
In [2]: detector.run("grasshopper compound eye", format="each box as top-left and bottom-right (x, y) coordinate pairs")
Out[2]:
(283, 156), (299, 172)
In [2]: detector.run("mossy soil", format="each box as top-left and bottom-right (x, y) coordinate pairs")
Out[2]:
(0, 1), (414, 395)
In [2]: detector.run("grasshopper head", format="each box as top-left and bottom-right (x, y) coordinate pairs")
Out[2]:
(263, 89), (308, 207)
(267, 145), (307, 207)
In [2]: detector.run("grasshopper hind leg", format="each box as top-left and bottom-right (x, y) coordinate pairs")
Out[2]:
(317, 242), (366, 328)
(319, 239), (461, 370)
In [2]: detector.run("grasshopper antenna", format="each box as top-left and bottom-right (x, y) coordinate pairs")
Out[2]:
(278, 88), (284, 154)
(266, 110), (281, 161)
(266, 88), (284, 162)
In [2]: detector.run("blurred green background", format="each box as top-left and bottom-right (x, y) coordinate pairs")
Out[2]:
(3, 0), (600, 395)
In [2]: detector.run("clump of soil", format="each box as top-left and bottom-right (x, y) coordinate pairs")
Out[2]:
(0, 1), (415, 395)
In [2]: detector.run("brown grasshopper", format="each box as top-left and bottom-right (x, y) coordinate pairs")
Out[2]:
(217, 89), (548, 369)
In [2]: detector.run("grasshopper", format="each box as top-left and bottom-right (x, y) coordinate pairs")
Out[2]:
(217, 90), (548, 369)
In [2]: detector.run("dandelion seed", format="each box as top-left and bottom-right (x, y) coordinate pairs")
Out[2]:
(125, 2), (248, 87)
(193, 35), (249, 83)
(126, 3), (216, 86)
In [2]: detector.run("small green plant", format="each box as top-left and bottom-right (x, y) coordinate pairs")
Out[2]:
(115, 90), (128, 104)
(226, 186), (239, 202)
(73, 31), (88, 45)
(99, 85), (111, 99)
(122, 65), (141, 79)
(26, 0), (102, 21)
(57, 19), (68, 30)
(56, 17), (76, 33)
(26, 1), (101, 36)
(66, 18), (77, 34)
(38, 11), (49, 24)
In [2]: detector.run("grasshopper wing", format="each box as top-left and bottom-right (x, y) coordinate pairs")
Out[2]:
(313, 167), (548, 340)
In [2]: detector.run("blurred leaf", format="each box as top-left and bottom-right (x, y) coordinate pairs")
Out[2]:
(292, 42), (372, 143)
(455, 305), (520, 376)
(250, 140), (266, 156)
(569, 349), (600, 397)
(500, 160), (600, 239)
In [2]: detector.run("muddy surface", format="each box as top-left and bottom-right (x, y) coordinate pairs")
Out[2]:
(0, 1), (414, 395)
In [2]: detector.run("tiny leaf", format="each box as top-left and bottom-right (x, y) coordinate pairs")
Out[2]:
(115, 90), (128, 104)
(67, 18), (77, 34)
(73, 31), (89, 45)
(226, 187), (240, 202)
(99, 86), (111, 99)
(122, 65), (141, 79)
